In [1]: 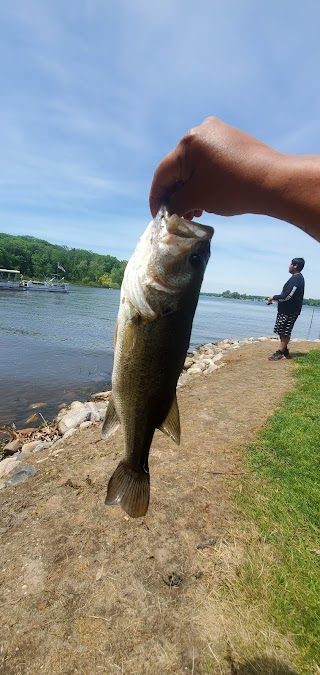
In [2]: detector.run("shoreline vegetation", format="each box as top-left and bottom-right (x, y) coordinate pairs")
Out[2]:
(1, 232), (320, 303)
(0, 232), (127, 289)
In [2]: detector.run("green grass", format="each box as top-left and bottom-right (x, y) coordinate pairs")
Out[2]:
(237, 350), (320, 673)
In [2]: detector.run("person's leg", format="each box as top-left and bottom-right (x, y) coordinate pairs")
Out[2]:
(279, 335), (290, 353)
(269, 315), (297, 360)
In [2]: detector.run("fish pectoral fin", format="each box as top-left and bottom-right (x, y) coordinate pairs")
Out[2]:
(122, 314), (141, 353)
(102, 395), (120, 439)
(158, 394), (181, 445)
(105, 461), (150, 518)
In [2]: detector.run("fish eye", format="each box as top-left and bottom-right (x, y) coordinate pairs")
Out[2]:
(189, 254), (202, 267)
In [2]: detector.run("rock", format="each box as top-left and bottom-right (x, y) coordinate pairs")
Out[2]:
(205, 362), (225, 374)
(80, 421), (93, 430)
(22, 441), (53, 454)
(85, 402), (101, 422)
(3, 439), (22, 455)
(91, 391), (111, 401)
(184, 357), (194, 369)
(0, 457), (20, 480)
(204, 363), (219, 374)
(70, 401), (85, 410)
(58, 406), (91, 435)
(22, 441), (44, 454)
(6, 465), (37, 487)
(178, 374), (192, 386)
(258, 336), (268, 341)
(211, 352), (223, 363)
(90, 401), (108, 420)
(187, 366), (203, 376)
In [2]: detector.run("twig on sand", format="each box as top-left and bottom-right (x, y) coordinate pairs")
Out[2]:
(207, 645), (223, 674)
(221, 615), (240, 674)
(88, 615), (111, 623)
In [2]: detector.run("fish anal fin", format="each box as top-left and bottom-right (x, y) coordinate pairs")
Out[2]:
(158, 394), (181, 445)
(105, 461), (150, 518)
(102, 395), (120, 439)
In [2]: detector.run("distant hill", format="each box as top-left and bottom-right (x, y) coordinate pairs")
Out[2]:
(0, 233), (127, 288)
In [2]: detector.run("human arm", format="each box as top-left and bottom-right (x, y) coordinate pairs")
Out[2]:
(272, 277), (299, 303)
(149, 116), (320, 243)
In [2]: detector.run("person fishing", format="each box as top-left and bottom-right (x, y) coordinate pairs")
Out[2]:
(149, 116), (320, 244)
(266, 258), (305, 360)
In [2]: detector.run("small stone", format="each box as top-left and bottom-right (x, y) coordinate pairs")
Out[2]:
(3, 439), (22, 455)
(80, 421), (93, 430)
(184, 357), (194, 369)
(0, 457), (19, 479)
(178, 374), (192, 386)
(91, 391), (111, 401)
(187, 366), (202, 376)
(21, 441), (43, 453)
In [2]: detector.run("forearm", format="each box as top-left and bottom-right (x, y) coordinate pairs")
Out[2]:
(260, 154), (320, 242)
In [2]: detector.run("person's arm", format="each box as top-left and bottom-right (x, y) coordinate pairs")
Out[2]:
(267, 277), (298, 304)
(149, 117), (320, 243)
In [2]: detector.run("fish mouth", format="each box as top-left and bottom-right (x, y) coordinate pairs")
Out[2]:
(160, 212), (214, 242)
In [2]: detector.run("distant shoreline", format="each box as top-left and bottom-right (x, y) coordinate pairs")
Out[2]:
(201, 291), (320, 306)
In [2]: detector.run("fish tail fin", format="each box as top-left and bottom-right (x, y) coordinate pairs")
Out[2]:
(105, 461), (150, 518)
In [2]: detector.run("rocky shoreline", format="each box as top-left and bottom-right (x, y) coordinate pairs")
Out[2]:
(0, 335), (318, 486)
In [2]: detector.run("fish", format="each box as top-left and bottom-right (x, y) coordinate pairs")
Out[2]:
(102, 209), (214, 518)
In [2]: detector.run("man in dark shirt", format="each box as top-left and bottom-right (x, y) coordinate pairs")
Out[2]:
(267, 258), (305, 361)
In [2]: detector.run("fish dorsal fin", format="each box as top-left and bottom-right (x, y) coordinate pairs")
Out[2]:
(158, 394), (181, 445)
(102, 395), (120, 439)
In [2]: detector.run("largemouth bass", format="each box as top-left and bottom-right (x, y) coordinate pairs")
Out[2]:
(103, 209), (214, 517)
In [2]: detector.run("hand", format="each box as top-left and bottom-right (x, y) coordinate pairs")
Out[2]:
(149, 116), (277, 219)
(266, 297), (273, 305)
(149, 116), (320, 243)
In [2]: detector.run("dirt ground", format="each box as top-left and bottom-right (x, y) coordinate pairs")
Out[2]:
(0, 340), (319, 675)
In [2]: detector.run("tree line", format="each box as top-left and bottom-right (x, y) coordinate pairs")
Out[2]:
(0, 233), (127, 288)
(202, 290), (320, 306)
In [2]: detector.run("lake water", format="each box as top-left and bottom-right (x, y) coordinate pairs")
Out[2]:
(1, 286), (319, 427)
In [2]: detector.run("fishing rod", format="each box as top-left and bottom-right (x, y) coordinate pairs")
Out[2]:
(307, 307), (315, 340)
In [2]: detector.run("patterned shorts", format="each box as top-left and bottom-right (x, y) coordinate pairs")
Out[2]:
(273, 313), (299, 337)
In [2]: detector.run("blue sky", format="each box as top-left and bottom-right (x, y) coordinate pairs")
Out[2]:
(1, 0), (320, 296)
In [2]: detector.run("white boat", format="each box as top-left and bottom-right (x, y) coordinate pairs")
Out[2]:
(25, 263), (69, 293)
(0, 269), (27, 291)
(26, 277), (70, 293)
